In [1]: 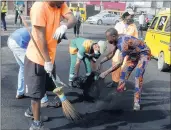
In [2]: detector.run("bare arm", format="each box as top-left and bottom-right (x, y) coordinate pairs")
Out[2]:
(2, 2), (5, 9)
(105, 54), (124, 76)
(100, 45), (117, 64)
(34, 26), (51, 62)
(63, 12), (77, 29)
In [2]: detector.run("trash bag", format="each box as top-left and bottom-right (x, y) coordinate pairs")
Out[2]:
(72, 71), (105, 99)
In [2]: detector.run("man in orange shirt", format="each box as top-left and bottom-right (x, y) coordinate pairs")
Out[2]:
(24, 1), (76, 130)
(107, 11), (138, 88)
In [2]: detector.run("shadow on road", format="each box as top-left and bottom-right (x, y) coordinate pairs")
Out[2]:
(51, 109), (169, 130)
(50, 80), (170, 130)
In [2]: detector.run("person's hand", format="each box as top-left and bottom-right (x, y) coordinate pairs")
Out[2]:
(53, 25), (68, 40)
(99, 71), (107, 79)
(44, 62), (53, 76)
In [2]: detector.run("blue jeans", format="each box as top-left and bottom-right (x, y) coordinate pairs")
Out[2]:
(1, 13), (7, 30)
(8, 37), (48, 103)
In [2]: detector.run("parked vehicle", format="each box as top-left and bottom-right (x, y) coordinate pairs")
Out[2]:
(86, 13), (120, 25)
(145, 8), (171, 71)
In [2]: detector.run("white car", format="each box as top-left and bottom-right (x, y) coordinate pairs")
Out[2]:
(86, 13), (120, 25)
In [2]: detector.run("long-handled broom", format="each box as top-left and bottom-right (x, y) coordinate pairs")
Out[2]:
(16, 8), (82, 121)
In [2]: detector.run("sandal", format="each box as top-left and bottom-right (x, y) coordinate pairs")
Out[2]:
(41, 101), (61, 108)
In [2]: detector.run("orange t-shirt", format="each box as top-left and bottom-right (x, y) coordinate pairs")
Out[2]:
(26, 2), (71, 65)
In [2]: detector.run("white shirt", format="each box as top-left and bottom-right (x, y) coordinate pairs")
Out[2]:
(115, 21), (127, 34)
(139, 15), (145, 25)
(74, 11), (81, 21)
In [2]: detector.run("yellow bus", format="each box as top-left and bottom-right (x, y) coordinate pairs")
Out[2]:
(145, 8), (171, 71)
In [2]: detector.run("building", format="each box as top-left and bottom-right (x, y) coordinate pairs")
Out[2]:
(126, 1), (171, 15)
(85, 1), (126, 18)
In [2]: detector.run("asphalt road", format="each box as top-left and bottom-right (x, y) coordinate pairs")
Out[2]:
(1, 23), (171, 130)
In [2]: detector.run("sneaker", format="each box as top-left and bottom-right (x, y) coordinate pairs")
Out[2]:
(133, 102), (140, 111)
(16, 94), (25, 99)
(25, 107), (49, 122)
(25, 107), (33, 118)
(29, 121), (50, 130)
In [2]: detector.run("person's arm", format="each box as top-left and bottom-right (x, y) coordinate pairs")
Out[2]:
(53, 3), (76, 40)
(1, 2), (5, 10)
(34, 26), (51, 62)
(99, 51), (124, 78)
(61, 3), (76, 29)
(29, 3), (51, 62)
(104, 53), (124, 76)
(100, 45), (117, 65)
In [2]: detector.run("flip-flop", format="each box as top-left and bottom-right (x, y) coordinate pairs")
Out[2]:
(41, 101), (61, 108)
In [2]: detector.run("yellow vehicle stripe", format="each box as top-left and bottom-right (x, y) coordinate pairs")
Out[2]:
(147, 29), (171, 36)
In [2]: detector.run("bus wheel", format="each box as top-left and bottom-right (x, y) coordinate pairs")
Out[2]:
(158, 52), (169, 71)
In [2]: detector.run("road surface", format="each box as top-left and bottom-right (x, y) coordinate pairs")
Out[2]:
(1, 22), (171, 130)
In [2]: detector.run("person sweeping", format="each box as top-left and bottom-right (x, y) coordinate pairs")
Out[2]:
(23, 1), (76, 130)
(99, 28), (151, 111)
(68, 37), (107, 98)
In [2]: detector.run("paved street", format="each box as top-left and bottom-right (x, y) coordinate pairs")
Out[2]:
(1, 18), (171, 130)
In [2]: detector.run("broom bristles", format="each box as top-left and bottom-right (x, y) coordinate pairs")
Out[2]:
(53, 87), (82, 121)
(62, 100), (82, 121)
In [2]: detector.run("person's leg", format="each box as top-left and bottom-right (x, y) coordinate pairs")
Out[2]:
(7, 38), (25, 98)
(83, 57), (91, 77)
(74, 25), (77, 37)
(1, 13), (7, 30)
(24, 56), (49, 129)
(40, 94), (48, 104)
(117, 59), (137, 92)
(19, 11), (23, 25)
(140, 24), (143, 39)
(3, 13), (7, 30)
(134, 55), (149, 110)
(77, 22), (81, 37)
(69, 54), (77, 86)
(13, 54), (25, 98)
(82, 57), (93, 98)
(14, 10), (18, 25)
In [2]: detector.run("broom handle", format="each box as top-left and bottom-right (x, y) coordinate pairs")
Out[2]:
(16, 9), (62, 87)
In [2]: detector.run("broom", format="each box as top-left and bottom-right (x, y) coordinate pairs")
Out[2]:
(16, 8), (82, 121)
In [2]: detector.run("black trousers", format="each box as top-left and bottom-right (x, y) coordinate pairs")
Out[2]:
(74, 21), (81, 36)
(14, 10), (23, 24)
